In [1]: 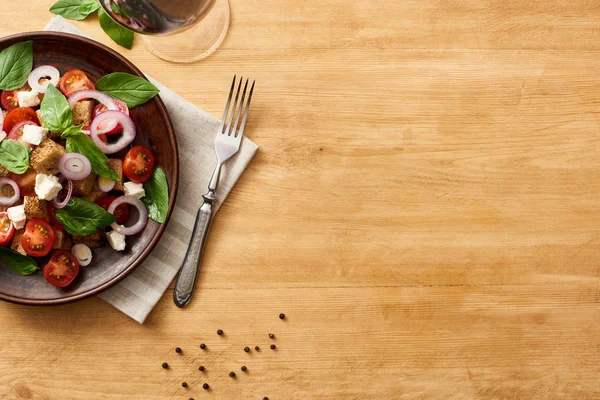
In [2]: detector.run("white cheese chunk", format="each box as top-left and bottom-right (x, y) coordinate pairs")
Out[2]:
(17, 90), (40, 108)
(0, 131), (6, 143)
(22, 125), (48, 146)
(123, 181), (145, 199)
(106, 231), (126, 251)
(7, 205), (26, 230)
(34, 174), (62, 201)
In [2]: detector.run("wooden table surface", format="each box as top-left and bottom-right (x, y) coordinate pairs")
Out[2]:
(1, 1), (600, 399)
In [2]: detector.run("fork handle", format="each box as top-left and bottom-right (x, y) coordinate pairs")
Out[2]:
(173, 191), (215, 308)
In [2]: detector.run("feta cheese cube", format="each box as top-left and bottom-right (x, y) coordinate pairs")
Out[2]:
(22, 125), (48, 146)
(7, 205), (26, 230)
(123, 181), (145, 199)
(0, 131), (6, 143)
(106, 231), (126, 251)
(17, 91), (40, 108)
(35, 174), (63, 201)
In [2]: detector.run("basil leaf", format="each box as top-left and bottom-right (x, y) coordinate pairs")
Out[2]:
(49, 0), (99, 20)
(0, 247), (38, 276)
(0, 140), (31, 174)
(61, 124), (85, 138)
(39, 84), (73, 133)
(55, 197), (116, 236)
(96, 72), (159, 108)
(142, 167), (169, 224)
(65, 132), (120, 181)
(98, 8), (134, 50)
(0, 41), (33, 91)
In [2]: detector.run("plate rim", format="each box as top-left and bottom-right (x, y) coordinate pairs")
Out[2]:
(0, 31), (179, 306)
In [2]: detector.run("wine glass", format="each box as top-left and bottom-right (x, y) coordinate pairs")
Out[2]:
(99, 0), (230, 63)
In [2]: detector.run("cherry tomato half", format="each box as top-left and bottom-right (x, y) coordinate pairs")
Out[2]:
(47, 202), (65, 232)
(8, 120), (39, 149)
(96, 196), (130, 224)
(9, 168), (37, 197)
(93, 99), (129, 135)
(0, 83), (35, 112)
(0, 212), (15, 247)
(43, 250), (79, 288)
(59, 69), (95, 98)
(3, 107), (39, 133)
(123, 146), (155, 183)
(21, 218), (56, 257)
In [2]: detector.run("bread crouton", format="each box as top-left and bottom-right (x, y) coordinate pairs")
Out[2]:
(30, 139), (66, 175)
(11, 229), (26, 255)
(1, 181), (16, 198)
(82, 185), (104, 202)
(107, 159), (123, 190)
(72, 100), (95, 126)
(73, 231), (103, 248)
(72, 172), (97, 196)
(24, 196), (48, 220)
(0, 165), (9, 177)
(52, 230), (73, 250)
(35, 110), (61, 140)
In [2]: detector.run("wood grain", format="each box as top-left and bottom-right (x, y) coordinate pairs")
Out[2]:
(1, 0), (600, 399)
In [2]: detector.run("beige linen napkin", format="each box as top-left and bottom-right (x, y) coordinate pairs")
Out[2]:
(43, 16), (258, 323)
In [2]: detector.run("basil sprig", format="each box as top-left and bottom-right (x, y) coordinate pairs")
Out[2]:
(0, 247), (38, 276)
(0, 40), (33, 90)
(49, 0), (99, 20)
(55, 198), (116, 236)
(96, 72), (159, 108)
(0, 140), (31, 174)
(39, 84), (73, 133)
(143, 167), (169, 224)
(98, 8), (134, 50)
(62, 130), (120, 181)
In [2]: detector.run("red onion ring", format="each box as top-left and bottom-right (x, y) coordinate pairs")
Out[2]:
(71, 243), (93, 267)
(97, 176), (116, 192)
(68, 90), (118, 133)
(0, 177), (20, 206)
(90, 111), (137, 154)
(58, 153), (92, 181)
(108, 196), (148, 236)
(52, 179), (73, 209)
(27, 66), (60, 93)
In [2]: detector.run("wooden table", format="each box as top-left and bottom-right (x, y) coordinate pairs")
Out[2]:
(1, 1), (599, 399)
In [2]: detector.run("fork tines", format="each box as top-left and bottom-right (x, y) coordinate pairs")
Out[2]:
(220, 75), (255, 138)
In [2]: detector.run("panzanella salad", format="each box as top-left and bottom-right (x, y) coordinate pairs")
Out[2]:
(0, 40), (169, 288)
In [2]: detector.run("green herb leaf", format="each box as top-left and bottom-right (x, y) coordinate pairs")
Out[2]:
(65, 132), (120, 181)
(0, 247), (38, 276)
(61, 124), (85, 138)
(95, 72), (159, 108)
(98, 8), (134, 50)
(39, 84), (73, 133)
(142, 167), (169, 224)
(55, 197), (116, 236)
(49, 0), (100, 20)
(0, 41), (33, 90)
(0, 140), (31, 174)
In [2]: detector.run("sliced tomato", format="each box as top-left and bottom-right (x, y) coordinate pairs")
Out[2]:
(47, 202), (65, 231)
(123, 146), (155, 183)
(43, 250), (79, 288)
(93, 99), (129, 135)
(9, 168), (37, 197)
(21, 218), (55, 257)
(8, 120), (39, 149)
(0, 212), (15, 247)
(3, 107), (39, 133)
(59, 69), (95, 98)
(96, 195), (130, 223)
(0, 83), (35, 112)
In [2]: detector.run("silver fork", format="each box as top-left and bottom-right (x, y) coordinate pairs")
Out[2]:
(173, 76), (255, 308)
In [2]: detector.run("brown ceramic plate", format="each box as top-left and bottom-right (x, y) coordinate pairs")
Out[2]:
(0, 32), (178, 305)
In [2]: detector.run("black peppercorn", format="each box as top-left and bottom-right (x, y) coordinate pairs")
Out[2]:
(189, 398), (194, 400)
(229, 371), (236, 378)
(203, 383), (209, 390)
(244, 346), (250, 353)
(241, 366), (247, 371)
(162, 362), (168, 369)
(263, 397), (269, 400)
(270, 344), (276, 350)
(199, 365), (205, 372)
(255, 346), (260, 351)
(217, 329), (223, 335)
(181, 382), (188, 388)
(279, 313), (285, 319)
(175, 347), (182, 353)
(200, 343), (206, 349)
(269, 333), (275, 339)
